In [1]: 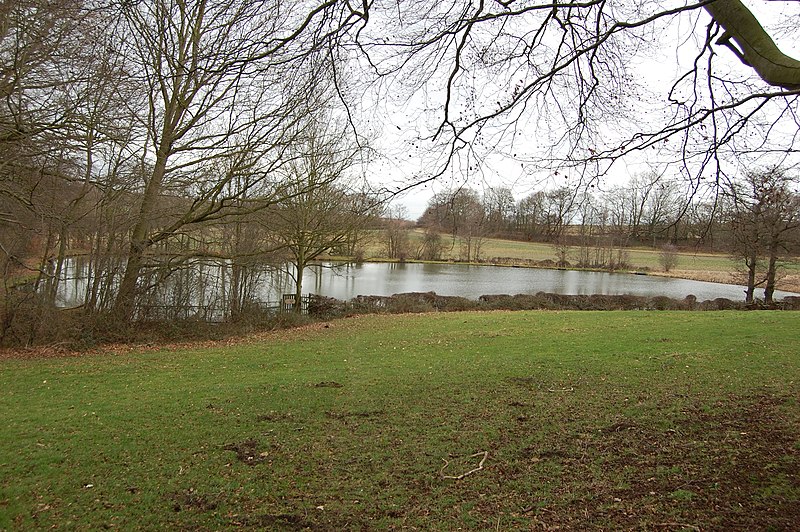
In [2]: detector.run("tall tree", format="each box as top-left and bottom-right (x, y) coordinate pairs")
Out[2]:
(110, 0), (364, 319)
(0, 1), (88, 284)
(483, 186), (515, 236)
(0, 2), (139, 342)
(516, 192), (547, 241)
(267, 118), (371, 312)
(723, 168), (799, 303)
(418, 187), (486, 260)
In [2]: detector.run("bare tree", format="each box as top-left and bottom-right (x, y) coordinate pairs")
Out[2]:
(1, 1), (87, 286)
(419, 187), (487, 260)
(0, 2), (142, 342)
(416, 228), (444, 261)
(383, 205), (411, 261)
(659, 244), (680, 273)
(483, 186), (515, 236)
(515, 191), (546, 241)
(543, 187), (577, 243)
(110, 0), (369, 320)
(723, 167), (799, 303)
(267, 117), (371, 312)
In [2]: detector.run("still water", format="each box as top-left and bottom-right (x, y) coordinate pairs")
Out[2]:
(56, 259), (798, 308)
(302, 262), (797, 301)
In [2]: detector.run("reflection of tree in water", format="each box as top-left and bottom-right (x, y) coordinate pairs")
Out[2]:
(53, 258), (282, 321)
(50, 259), (799, 319)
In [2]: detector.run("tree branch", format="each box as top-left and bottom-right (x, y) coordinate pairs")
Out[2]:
(705, 0), (800, 90)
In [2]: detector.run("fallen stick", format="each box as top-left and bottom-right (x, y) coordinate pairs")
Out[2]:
(654, 524), (700, 531)
(440, 451), (489, 480)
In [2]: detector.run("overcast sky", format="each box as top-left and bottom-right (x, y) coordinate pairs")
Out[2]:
(357, 0), (800, 220)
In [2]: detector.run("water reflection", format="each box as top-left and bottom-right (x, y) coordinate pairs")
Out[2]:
(56, 258), (798, 309)
(290, 262), (798, 302)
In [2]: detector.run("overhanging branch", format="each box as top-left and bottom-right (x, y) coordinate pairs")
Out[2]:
(705, 0), (800, 90)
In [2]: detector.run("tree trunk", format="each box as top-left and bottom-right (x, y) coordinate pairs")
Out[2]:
(294, 261), (304, 314)
(744, 255), (756, 304)
(47, 229), (68, 305)
(113, 152), (169, 321)
(764, 244), (779, 305)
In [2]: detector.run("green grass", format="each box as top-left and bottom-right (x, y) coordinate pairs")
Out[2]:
(1, 311), (799, 529)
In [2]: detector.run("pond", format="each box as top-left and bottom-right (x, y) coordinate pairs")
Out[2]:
(300, 262), (798, 302)
(55, 258), (798, 309)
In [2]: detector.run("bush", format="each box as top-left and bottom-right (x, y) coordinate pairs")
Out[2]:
(0, 292), (82, 347)
(780, 296), (800, 310)
(589, 294), (648, 310)
(659, 244), (680, 272)
(648, 296), (683, 310)
(386, 293), (436, 314)
(307, 295), (345, 317)
(699, 298), (742, 311)
(432, 295), (478, 312)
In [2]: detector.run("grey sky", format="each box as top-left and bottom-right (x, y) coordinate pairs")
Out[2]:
(353, 0), (800, 219)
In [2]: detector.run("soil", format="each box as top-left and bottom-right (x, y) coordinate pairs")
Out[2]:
(222, 439), (270, 466)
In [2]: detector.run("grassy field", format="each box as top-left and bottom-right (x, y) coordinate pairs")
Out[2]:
(1, 311), (798, 530)
(363, 229), (748, 272)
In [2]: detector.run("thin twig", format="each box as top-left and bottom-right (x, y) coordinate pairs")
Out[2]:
(547, 387), (574, 392)
(654, 523), (701, 531)
(440, 451), (489, 480)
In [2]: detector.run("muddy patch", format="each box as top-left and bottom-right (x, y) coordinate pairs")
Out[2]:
(256, 411), (294, 422)
(325, 410), (385, 420)
(170, 489), (218, 512)
(314, 381), (343, 388)
(509, 392), (800, 530)
(229, 513), (313, 529)
(222, 439), (270, 466)
(504, 376), (539, 388)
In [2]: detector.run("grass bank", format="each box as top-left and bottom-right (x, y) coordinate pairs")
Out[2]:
(365, 229), (739, 271)
(1, 311), (798, 529)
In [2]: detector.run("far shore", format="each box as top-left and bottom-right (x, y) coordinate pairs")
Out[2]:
(650, 268), (800, 294)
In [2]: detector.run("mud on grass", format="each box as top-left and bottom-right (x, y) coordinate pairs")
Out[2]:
(176, 392), (800, 531)
(209, 395), (800, 530)
(499, 393), (799, 530)
(184, 393), (799, 531)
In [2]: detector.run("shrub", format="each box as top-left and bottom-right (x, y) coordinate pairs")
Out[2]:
(433, 295), (478, 312)
(659, 244), (680, 272)
(648, 296), (681, 310)
(780, 296), (800, 310)
(307, 295), (344, 317)
(0, 292), (83, 347)
(386, 293), (436, 314)
(699, 298), (742, 311)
